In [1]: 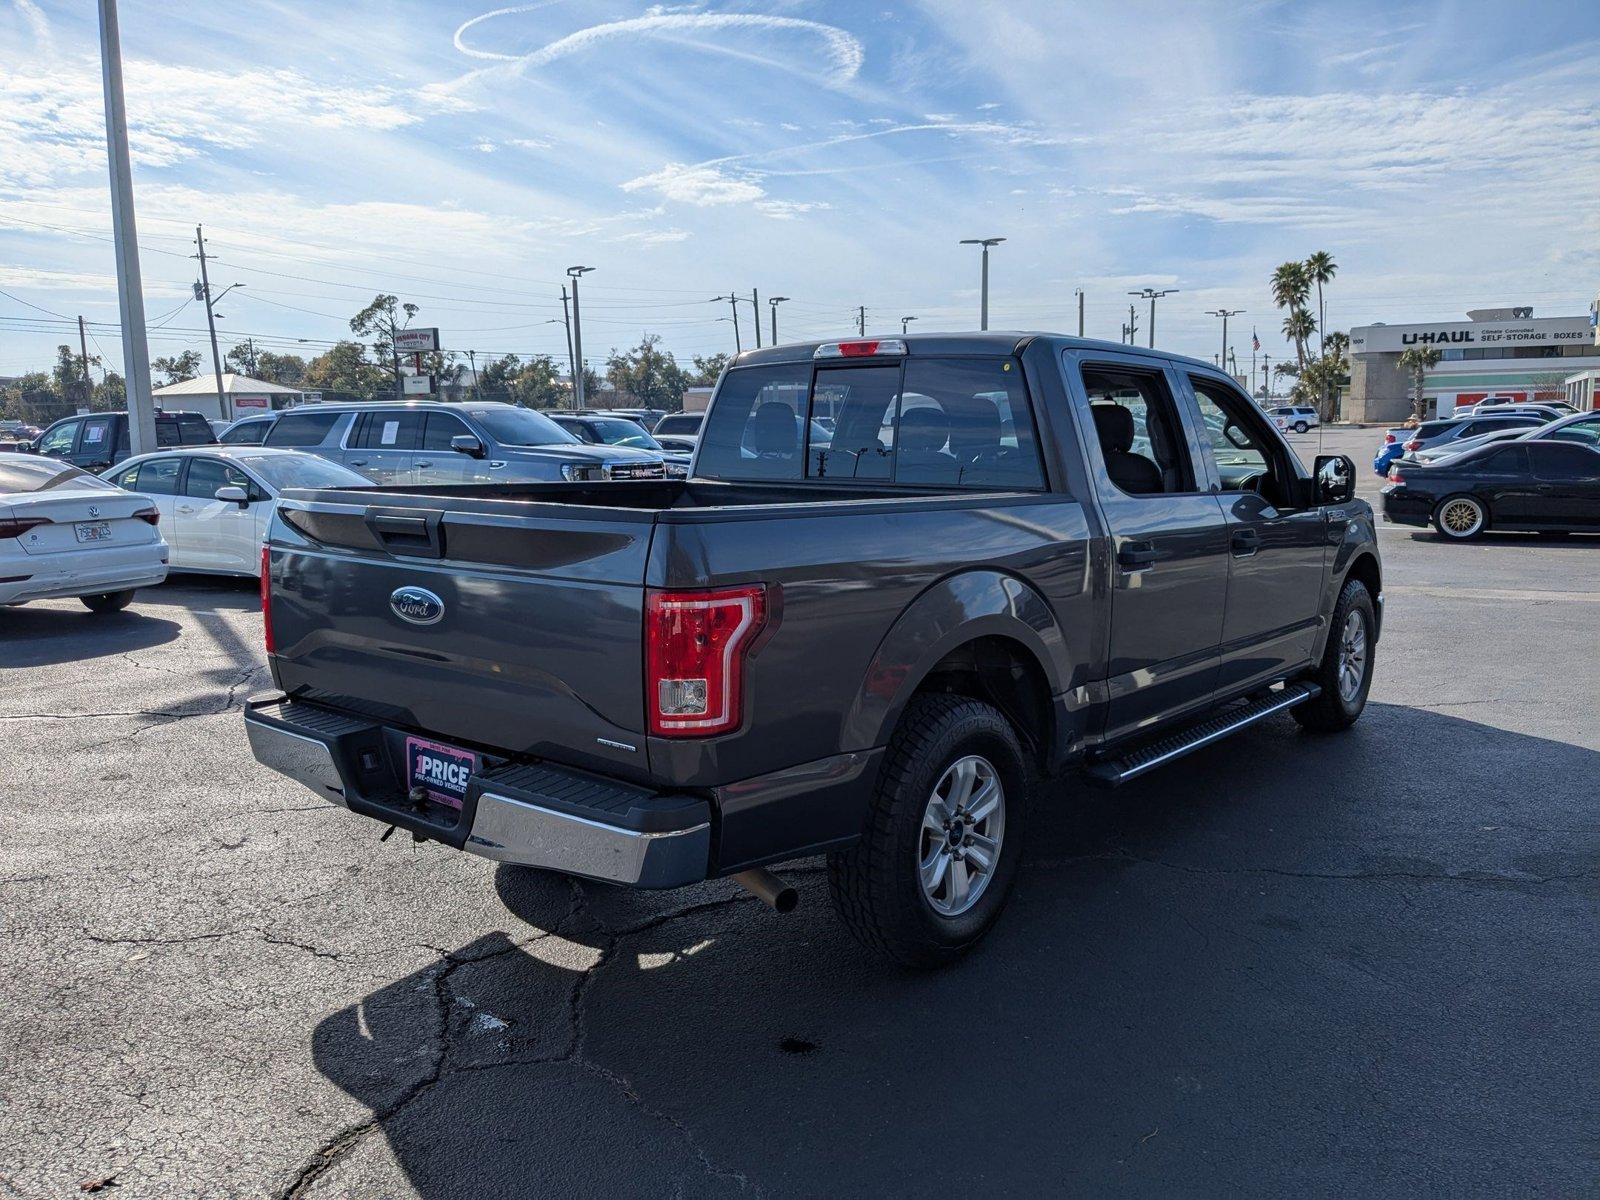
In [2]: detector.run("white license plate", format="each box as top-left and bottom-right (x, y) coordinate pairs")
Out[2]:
(74, 521), (113, 543)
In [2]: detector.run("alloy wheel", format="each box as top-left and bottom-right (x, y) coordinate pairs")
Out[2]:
(1441, 498), (1483, 537)
(918, 755), (1005, 917)
(1338, 609), (1368, 703)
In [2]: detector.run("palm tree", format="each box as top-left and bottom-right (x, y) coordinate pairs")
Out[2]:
(1305, 251), (1337, 355)
(1282, 309), (1316, 374)
(1270, 261), (1310, 313)
(1397, 346), (1441, 419)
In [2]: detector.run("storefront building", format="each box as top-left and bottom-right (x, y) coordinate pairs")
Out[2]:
(1346, 309), (1600, 422)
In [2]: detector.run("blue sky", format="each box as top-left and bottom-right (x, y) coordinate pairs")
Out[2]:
(2, 0), (1598, 379)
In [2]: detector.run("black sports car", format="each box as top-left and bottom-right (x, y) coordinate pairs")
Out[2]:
(1382, 438), (1600, 540)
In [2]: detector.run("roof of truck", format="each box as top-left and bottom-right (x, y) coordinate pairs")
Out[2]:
(732, 331), (1223, 373)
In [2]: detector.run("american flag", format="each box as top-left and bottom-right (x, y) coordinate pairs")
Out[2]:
(1251, 328), (1260, 351)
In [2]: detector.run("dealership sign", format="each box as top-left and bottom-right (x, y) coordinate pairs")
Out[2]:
(1350, 316), (1593, 355)
(393, 327), (440, 353)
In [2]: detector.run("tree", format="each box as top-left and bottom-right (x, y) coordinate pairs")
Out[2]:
(152, 350), (201, 386)
(51, 344), (95, 406)
(1270, 261), (1310, 314)
(1281, 309), (1316, 375)
(350, 294), (420, 397)
(690, 352), (730, 387)
(224, 342), (258, 376)
(1397, 347), (1441, 419)
(94, 372), (126, 410)
(1304, 251), (1337, 356)
(254, 351), (307, 387)
(305, 340), (386, 397)
(604, 334), (689, 410)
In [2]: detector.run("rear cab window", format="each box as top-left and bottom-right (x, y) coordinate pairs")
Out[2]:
(696, 355), (1047, 490)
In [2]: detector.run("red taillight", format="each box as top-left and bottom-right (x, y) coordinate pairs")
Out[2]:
(260, 544), (275, 654)
(1384, 433), (1397, 444)
(1404, 440), (1421, 451)
(0, 516), (51, 540)
(1388, 466), (1404, 483)
(645, 585), (766, 737)
(134, 506), (160, 526)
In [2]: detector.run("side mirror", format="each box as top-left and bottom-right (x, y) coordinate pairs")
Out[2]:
(214, 485), (251, 507)
(1313, 454), (1356, 506)
(450, 434), (485, 458)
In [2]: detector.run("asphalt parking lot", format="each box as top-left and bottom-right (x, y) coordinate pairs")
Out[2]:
(1, 426), (1595, 1198)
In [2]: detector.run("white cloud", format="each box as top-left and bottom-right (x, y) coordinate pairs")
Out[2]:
(755, 199), (830, 220)
(620, 162), (766, 206)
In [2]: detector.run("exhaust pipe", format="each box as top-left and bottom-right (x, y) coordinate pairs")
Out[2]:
(733, 868), (798, 913)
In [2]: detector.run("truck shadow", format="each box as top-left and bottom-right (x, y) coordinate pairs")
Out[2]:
(308, 704), (1599, 1198)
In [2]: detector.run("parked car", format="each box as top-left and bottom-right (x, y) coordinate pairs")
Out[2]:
(1469, 395), (1577, 414)
(1399, 413), (1547, 460)
(1383, 439), (1600, 539)
(1463, 402), (1574, 421)
(217, 413), (279, 445)
(549, 413), (691, 477)
(1372, 426), (1415, 477)
(245, 332), (1380, 966)
(1268, 405), (1319, 433)
(1527, 409), (1600, 447)
(246, 401), (668, 485)
(652, 411), (705, 438)
(30, 410), (216, 472)
(578, 407), (667, 430)
(1412, 424), (1544, 465)
(0, 453), (167, 612)
(104, 447), (370, 577)
(653, 433), (699, 455)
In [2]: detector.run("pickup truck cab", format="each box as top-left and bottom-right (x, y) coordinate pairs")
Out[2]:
(245, 334), (1380, 965)
(233, 401), (669, 486)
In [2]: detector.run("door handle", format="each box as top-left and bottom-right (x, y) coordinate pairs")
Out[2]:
(1117, 542), (1158, 569)
(348, 459), (368, 467)
(1230, 528), (1262, 556)
(414, 460), (433, 469)
(177, 505), (195, 514)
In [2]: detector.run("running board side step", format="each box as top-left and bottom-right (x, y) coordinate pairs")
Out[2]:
(1082, 683), (1321, 788)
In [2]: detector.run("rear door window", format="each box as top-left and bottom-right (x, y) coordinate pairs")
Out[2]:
(351, 411), (423, 450)
(132, 458), (183, 495)
(79, 416), (113, 454)
(266, 410), (342, 447)
(155, 417), (183, 447)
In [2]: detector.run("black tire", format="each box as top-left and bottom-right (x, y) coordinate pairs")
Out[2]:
(1293, 577), (1375, 732)
(80, 589), (135, 613)
(1433, 494), (1487, 540)
(827, 694), (1031, 968)
(1294, 421), (1309, 433)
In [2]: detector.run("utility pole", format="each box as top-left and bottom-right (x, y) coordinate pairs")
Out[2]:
(1124, 304), (1139, 345)
(567, 266), (594, 408)
(901, 316), (917, 335)
(192, 225), (233, 421)
(467, 349), (481, 399)
(751, 289), (762, 349)
(1129, 287), (1177, 349)
(768, 296), (789, 344)
(560, 286), (576, 393)
(959, 237), (1004, 330)
(1261, 354), (1272, 400)
(243, 336), (258, 376)
(77, 316), (94, 406)
(857, 306), (866, 336)
(1206, 308), (1244, 371)
(98, 0), (155, 453)
(710, 295), (742, 353)
(1075, 287), (1085, 337)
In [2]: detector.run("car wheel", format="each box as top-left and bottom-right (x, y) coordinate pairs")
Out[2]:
(80, 589), (135, 613)
(1294, 421), (1309, 433)
(1293, 577), (1376, 733)
(828, 693), (1030, 968)
(1433, 494), (1487, 540)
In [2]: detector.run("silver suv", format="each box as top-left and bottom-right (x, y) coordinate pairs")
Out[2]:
(230, 402), (667, 486)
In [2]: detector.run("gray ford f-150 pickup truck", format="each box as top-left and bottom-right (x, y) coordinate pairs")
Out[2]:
(245, 333), (1381, 965)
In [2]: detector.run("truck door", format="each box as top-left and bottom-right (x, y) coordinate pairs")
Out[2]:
(1071, 359), (1229, 741)
(1183, 375), (1327, 695)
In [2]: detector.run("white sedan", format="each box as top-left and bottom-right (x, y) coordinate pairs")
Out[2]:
(0, 453), (168, 612)
(105, 447), (369, 578)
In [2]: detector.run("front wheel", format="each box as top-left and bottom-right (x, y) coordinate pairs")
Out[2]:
(1294, 421), (1310, 433)
(1294, 577), (1375, 732)
(1433, 494), (1487, 540)
(80, 589), (135, 613)
(828, 694), (1030, 968)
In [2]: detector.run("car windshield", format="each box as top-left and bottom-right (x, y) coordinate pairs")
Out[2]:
(585, 419), (663, 450)
(238, 455), (371, 491)
(0, 459), (109, 493)
(467, 406), (578, 446)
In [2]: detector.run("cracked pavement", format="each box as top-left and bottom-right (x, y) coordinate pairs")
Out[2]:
(1, 429), (1596, 1197)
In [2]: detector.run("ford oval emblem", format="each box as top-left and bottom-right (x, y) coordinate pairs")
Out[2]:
(389, 586), (444, 626)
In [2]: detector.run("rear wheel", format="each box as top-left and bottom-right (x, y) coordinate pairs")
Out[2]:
(1294, 420), (1309, 433)
(1294, 577), (1375, 732)
(828, 694), (1030, 968)
(80, 589), (135, 613)
(1433, 494), (1486, 540)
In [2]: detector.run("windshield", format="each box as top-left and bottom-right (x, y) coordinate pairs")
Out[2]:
(467, 406), (578, 447)
(0, 459), (109, 493)
(586, 419), (663, 450)
(239, 454), (370, 490)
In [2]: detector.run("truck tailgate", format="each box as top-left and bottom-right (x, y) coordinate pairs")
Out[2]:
(268, 497), (654, 780)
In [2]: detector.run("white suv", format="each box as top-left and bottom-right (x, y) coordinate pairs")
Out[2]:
(1268, 405), (1319, 433)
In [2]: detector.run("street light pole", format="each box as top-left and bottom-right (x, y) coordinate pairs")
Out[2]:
(960, 237), (1004, 330)
(1129, 287), (1178, 349)
(566, 266), (594, 409)
(768, 296), (789, 344)
(1074, 287), (1085, 337)
(193, 226), (240, 421)
(1206, 308), (1244, 372)
(750, 289), (762, 349)
(901, 316), (917, 335)
(98, 0), (156, 454)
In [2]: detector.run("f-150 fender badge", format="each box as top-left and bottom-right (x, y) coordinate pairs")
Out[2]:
(390, 586), (444, 625)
